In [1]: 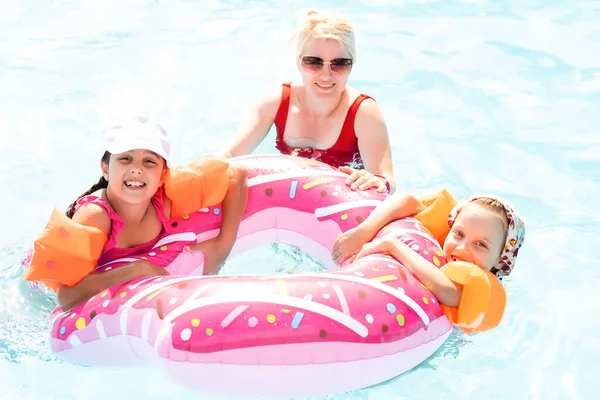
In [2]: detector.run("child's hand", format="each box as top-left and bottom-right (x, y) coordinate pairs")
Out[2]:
(338, 166), (387, 193)
(331, 227), (372, 264)
(353, 237), (391, 262)
(185, 237), (235, 275)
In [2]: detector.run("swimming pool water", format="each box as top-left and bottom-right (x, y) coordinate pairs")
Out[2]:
(1, 0), (598, 399)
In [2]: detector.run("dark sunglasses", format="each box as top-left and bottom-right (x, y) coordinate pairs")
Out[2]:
(301, 56), (353, 74)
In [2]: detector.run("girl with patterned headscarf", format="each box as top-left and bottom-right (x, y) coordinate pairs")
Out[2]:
(331, 190), (526, 307)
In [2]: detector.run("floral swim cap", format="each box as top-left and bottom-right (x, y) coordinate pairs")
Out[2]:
(448, 195), (526, 277)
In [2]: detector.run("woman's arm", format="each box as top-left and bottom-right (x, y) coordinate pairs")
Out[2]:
(353, 99), (395, 192)
(56, 261), (169, 310)
(217, 87), (282, 159)
(332, 192), (424, 263)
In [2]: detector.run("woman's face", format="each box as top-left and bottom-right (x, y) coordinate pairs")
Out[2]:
(299, 38), (353, 100)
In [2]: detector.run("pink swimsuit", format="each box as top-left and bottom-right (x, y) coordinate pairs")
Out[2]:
(73, 189), (173, 268)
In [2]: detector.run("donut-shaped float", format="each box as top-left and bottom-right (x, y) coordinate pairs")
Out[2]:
(46, 155), (453, 399)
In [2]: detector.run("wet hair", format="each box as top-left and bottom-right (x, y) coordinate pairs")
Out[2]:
(471, 197), (510, 277)
(65, 151), (111, 219)
(295, 10), (356, 65)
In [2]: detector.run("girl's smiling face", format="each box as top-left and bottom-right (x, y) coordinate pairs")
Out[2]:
(102, 149), (166, 205)
(443, 203), (507, 271)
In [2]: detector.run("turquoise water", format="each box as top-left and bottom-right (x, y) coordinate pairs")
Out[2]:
(1, 0), (598, 398)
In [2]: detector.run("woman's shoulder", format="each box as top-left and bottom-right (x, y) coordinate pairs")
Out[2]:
(351, 87), (387, 134)
(345, 85), (375, 105)
(253, 84), (287, 117)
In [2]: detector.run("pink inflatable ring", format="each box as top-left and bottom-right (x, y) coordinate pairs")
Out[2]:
(47, 155), (453, 399)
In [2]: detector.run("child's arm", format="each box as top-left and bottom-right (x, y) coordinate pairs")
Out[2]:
(215, 166), (248, 244)
(54, 204), (169, 310)
(384, 238), (461, 307)
(185, 166), (248, 274)
(56, 261), (169, 310)
(355, 237), (461, 307)
(332, 191), (425, 264)
(359, 192), (425, 237)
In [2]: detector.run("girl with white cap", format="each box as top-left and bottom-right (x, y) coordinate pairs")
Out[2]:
(50, 116), (248, 310)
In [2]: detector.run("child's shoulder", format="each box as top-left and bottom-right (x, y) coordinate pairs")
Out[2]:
(71, 189), (111, 235)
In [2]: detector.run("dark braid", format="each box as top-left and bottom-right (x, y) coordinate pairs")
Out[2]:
(65, 152), (111, 219)
(490, 266), (503, 280)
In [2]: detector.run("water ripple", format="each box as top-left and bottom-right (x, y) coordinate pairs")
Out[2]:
(0, 0), (598, 399)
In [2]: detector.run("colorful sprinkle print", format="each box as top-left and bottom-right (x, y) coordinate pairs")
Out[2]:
(46, 155), (452, 394)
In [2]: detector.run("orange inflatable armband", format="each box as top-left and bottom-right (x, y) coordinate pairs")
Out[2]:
(23, 208), (108, 292)
(164, 157), (231, 218)
(415, 188), (457, 245)
(439, 261), (506, 334)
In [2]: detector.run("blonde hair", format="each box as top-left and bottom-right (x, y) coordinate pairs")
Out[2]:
(472, 197), (509, 248)
(294, 10), (356, 64)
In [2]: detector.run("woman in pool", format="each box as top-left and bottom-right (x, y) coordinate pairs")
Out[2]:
(218, 10), (395, 193)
